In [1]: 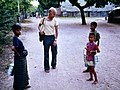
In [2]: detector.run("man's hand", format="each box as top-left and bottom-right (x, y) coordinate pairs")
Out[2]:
(39, 31), (45, 35)
(53, 39), (57, 46)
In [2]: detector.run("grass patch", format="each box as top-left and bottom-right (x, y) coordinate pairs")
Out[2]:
(22, 26), (32, 32)
(22, 19), (32, 23)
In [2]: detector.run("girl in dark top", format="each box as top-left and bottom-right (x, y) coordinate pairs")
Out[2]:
(12, 24), (31, 90)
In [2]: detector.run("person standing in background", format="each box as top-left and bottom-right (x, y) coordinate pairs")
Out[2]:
(38, 7), (58, 73)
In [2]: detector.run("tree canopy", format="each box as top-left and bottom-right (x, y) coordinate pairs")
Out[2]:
(38, 0), (120, 24)
(38, 0), (65, 14)
(68, 0), (120, 24)
(69, 0), (120, 8)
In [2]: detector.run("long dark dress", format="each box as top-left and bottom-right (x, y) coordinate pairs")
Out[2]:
(13, 36), (29, 90)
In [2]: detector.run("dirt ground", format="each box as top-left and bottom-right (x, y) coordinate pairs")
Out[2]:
(0, 17), (120, 90)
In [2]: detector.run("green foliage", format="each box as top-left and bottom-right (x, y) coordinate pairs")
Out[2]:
(68, 0), (120, 24)
(0, 0), (17, 52)
(38, 0), (65, 13)
(84, 0), (120, 7)
(68, 0), (120, 9)
(0, 0), (33, 53)
(38, 0), (120, 14)
(38, 0), (59, 9)
(69, 0), (78, 6)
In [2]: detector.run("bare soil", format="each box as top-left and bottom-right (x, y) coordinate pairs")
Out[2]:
(0, 17), (120, 90)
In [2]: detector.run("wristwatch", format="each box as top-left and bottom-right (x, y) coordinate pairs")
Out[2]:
(55, 38), (57, 41)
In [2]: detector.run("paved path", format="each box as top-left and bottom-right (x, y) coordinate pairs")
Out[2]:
(1, 17), (120, 90)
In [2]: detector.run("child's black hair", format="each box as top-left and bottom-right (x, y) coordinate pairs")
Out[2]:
(89, 33), (95, 37)
(12, 23), (21, 33)
(90, 22), (97, 27)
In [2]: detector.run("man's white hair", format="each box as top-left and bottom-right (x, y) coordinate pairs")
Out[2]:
(48, 7), (57, 14)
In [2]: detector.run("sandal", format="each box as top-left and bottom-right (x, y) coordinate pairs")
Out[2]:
(24, 85), (31, 89)
(92, 81), (98, 84)
(86, 78), (93, 81)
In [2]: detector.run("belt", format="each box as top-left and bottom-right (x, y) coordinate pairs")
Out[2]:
(44, 35), (55, 37)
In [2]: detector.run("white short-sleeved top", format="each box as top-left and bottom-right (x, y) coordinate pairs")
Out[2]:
(40, 17), (58, 35)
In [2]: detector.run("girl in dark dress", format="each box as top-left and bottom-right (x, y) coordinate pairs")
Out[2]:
(12, 24), (31, 90)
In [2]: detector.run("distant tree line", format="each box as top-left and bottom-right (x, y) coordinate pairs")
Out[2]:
(38, 0), (120, 24)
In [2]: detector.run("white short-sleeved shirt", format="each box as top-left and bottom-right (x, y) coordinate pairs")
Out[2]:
(40, 17), (58, 35)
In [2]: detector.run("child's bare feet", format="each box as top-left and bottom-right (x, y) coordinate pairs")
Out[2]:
(92, 81), (98, 84)
(86, 78), (93, 81)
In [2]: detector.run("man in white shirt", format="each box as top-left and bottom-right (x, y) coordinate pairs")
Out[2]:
(38, 7), (58, 73)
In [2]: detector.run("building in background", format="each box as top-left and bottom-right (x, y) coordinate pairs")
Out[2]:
(60, 0), (80, 17)
(60, 0), (115, 17)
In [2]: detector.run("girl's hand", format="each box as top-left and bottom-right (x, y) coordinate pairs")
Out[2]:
(11, 46), (16, 51)
(85, 47), (87, 50)
(11, 46), (20, 56)
(90, 50), (96, 55)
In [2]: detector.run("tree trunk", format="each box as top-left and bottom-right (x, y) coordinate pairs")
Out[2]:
(79, 8), (86, 25)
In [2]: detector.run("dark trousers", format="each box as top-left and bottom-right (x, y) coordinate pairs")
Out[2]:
(43, 35), (57, 70)
(13, 56), (29, 90)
